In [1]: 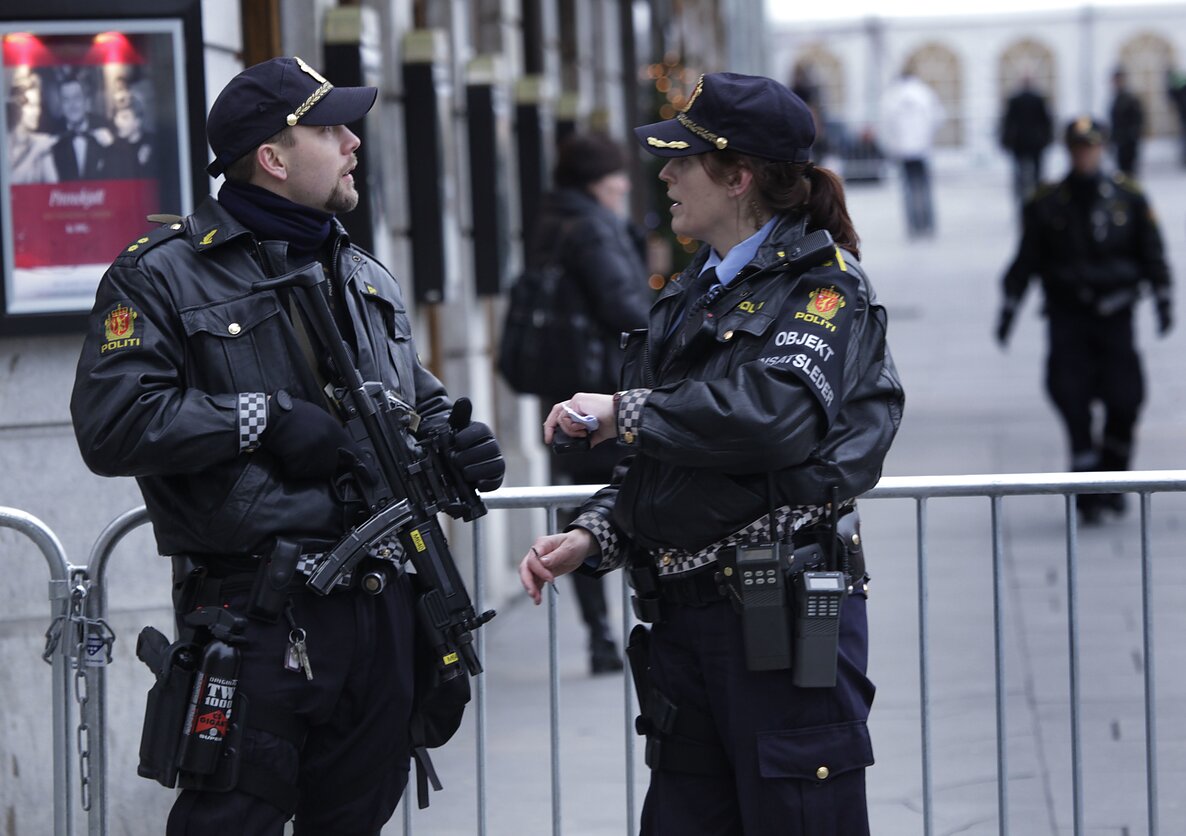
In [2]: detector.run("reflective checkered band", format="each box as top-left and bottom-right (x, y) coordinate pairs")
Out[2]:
(651, 499), (855, 577)
(238, 392), (267, 452)
(296, 533), (405, 588)
(570, 510), (625, 571)
(617, 388), (648, 444)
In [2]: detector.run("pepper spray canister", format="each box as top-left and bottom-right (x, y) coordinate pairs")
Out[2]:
(178, 638), (241, 775)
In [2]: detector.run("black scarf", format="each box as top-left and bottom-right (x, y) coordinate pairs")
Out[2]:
(217, 180), (334, 263)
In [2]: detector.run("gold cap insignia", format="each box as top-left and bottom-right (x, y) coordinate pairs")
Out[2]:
(647, 137), (690, 149)
(286, 56), (334, 127)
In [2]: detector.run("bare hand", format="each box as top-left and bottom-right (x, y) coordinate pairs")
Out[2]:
(518, 529), (597, 605)
(543, 393), (616, 447)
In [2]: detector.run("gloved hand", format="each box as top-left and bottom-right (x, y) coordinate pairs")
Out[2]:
(449, 400), (505, 492)
(261, 390), (376, 485)
(995, 307), (1015, 347)
(1156, 299), (1173, 336)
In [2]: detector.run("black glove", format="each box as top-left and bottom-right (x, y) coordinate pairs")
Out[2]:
(449, 401), (505, 492)
(261, 390), (376, 485)
(995, 307), (1015, 346)
(1157, 299), (1173, 336)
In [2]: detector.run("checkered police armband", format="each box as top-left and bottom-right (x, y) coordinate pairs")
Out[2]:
(569, 510), (625, 571)
(238, 392), (268, 452)
(616, 388), (649, 446)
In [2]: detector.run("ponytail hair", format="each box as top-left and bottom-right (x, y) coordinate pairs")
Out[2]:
(701, 152), (861, 259)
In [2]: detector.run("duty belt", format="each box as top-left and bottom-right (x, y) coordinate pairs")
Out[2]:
(647, 500), (852, 576)
(169, 532), (405, 591)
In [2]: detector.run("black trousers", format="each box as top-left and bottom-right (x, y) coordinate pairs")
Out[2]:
(167, 573), (416, 836)
(640, 593), (874, 835)
(1045, 307), (1144, 473)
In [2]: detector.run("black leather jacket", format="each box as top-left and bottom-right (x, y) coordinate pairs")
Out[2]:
(71, 196), (451, 557)
(573, 215), (905, 571)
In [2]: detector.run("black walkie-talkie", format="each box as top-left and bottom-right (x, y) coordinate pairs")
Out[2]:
(791, 570), (846, 687)
(732, 543), (792, 671)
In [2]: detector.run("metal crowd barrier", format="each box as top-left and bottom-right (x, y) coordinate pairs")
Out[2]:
(8, 470), (1186, 836)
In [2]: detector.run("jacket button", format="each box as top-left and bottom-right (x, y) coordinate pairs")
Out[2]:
(228, 323), (242, 336)
(723, 330), (734, 340)
(852, 533), (860, 546)
(816, 766), (829, 780)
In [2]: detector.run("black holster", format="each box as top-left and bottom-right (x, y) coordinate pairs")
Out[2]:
(625, 624), (729, 776)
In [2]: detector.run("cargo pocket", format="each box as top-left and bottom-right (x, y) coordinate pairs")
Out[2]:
(757, 720), (873, 835)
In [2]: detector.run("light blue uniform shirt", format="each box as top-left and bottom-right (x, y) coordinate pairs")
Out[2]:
(700, 215), (779, 287)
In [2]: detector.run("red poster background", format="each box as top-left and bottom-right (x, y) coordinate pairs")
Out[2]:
(11, 179), (159, 268)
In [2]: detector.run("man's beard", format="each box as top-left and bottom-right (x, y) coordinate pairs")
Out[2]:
(326, 179), (359, 214)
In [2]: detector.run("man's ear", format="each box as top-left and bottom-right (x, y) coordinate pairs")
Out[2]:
(256, 142), (288, 182)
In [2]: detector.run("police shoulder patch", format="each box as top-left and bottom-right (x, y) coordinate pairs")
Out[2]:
(755, 270), (860, 424)
(99, 302), (145, 354)
(115, 220), (186, 263)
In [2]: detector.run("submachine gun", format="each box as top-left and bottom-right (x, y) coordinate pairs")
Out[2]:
(253, 264), (495, 681)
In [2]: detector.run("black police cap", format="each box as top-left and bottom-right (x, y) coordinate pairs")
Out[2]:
(1065, 115), (1107, 147)
(205, 56), (377, 177)
(633, 72), (814, 162)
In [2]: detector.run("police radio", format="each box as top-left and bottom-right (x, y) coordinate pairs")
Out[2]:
(791, 570), (847, 688)
(718, 543), (792, 671)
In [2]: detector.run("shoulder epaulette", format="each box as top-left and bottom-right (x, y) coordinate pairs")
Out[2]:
(1029, 182), (1057, 202)
(114, 218), (187, 263)
(1111, 171), (1143, 194)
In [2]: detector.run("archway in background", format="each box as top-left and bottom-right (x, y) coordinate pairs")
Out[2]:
(902, 42), (962, 147)
(999, 38), (1057, 113)
(1117, 32), (1177, 137)
(790, 44), (846, 154)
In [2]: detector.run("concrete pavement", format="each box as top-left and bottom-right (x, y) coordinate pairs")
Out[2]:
(398, 146), (1186, 836)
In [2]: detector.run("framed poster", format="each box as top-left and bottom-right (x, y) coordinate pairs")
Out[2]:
(0, 0), (205, 335)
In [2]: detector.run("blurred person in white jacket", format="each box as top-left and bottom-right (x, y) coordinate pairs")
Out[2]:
(880, 68), (945, 238)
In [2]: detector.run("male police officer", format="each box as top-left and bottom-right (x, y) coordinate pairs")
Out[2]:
(996, 116), (1172, 522)
(71, 57), (504, 834)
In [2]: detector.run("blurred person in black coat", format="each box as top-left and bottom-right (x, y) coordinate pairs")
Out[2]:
(1109, 68), (1144, 177)
(526, 131), (654, 673)
(1000, 77), (1053, 206)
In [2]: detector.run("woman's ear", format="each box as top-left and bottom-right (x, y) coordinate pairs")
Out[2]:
(726, 165), (753, 198)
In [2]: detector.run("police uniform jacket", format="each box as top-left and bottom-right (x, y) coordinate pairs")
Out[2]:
(71, 196), (451, 558)
(1001, 171), (1170, 316)
(572, 214), (905, 575)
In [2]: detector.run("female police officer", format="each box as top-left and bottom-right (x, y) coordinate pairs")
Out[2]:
(519, 72), (904, 834)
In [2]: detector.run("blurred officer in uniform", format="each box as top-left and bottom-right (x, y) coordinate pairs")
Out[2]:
(519, 72), (904, 834)
(71, 56), (504, 834)
(996, 116), (1172, 522)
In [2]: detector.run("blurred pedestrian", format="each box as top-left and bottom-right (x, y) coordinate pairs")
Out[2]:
(1109, 68), (1144, 177)
(996, 116), (1173, 523)
(519, 72), (904, 834)
(1000, 77), (1053, 206)
(880, 65), (944, 238)
(525, 131), (654, 674)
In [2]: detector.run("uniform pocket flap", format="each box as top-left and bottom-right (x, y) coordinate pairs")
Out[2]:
(756, 720), (873, 781)
(181, 294), (281, 339)
(716, 309), (775, 342)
